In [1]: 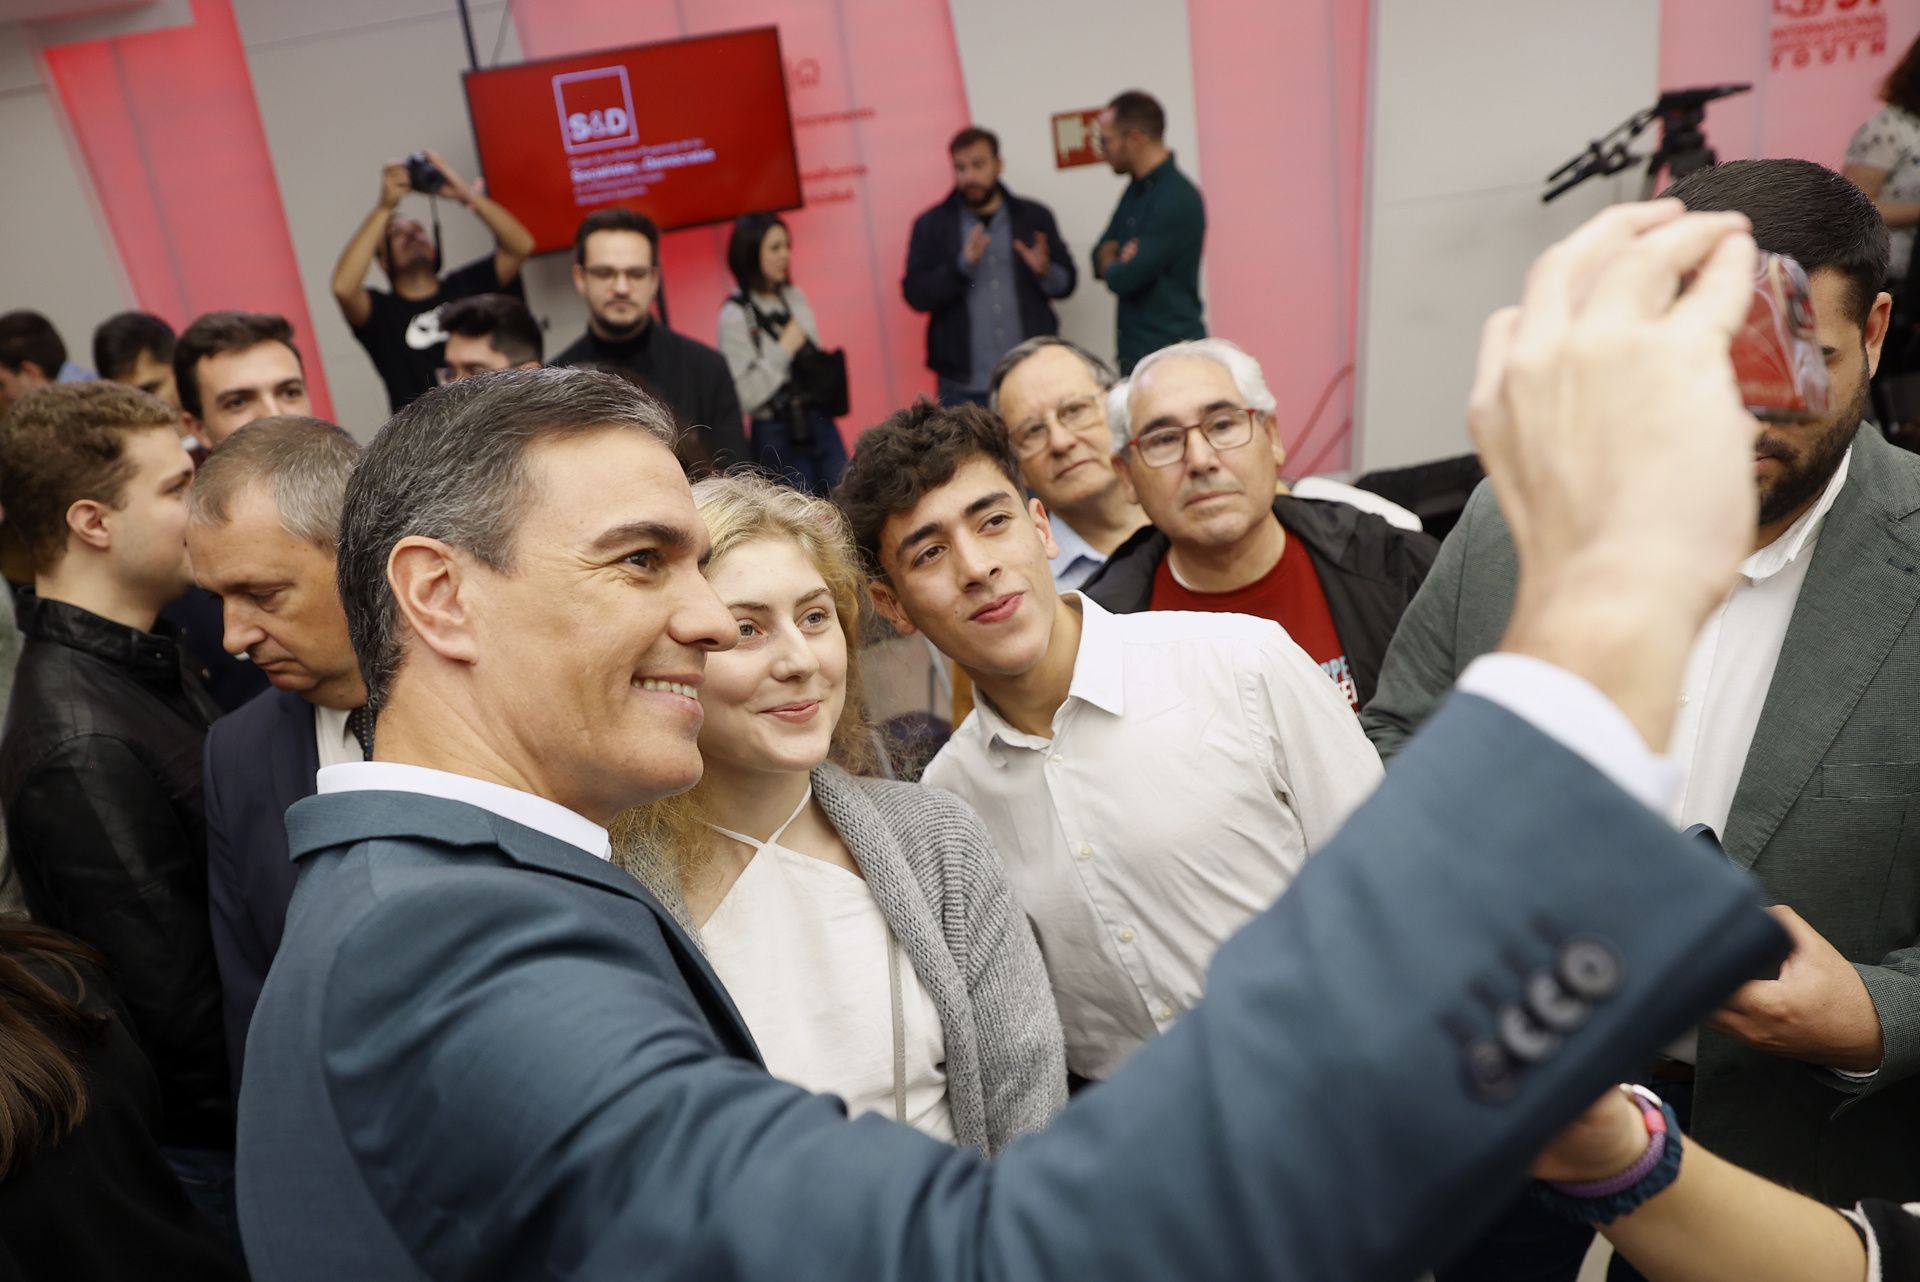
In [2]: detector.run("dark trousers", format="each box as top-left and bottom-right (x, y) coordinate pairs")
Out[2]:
(166, 1144), (242, 1258)
(1434, 1077), (1694, 1282)
(750, 411), (847, 498)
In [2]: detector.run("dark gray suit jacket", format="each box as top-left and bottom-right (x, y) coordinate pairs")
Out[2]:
(1364, 426), (1920, 1201)
(236, 695), (1785, 1282)
(203, 688), (317, 1088)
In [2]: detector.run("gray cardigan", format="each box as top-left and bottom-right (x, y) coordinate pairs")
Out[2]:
(628, 763), (1067, 1156)
(716, 285), (821, 418)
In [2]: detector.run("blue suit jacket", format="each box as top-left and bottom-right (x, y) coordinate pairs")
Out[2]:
(236, 694), (1788, 1282)
(203, 687), (317, 1088)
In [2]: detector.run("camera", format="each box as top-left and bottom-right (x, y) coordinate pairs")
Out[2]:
(406, 151), (447, 196)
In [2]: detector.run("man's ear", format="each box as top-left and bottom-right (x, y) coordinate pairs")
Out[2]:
(1028, 497), (1061, 562)
(571, 263), (589, 298)
(387, 536), (480, 667)
(65, 499), (113, 554)
(19, 360), (51, 387)
(1261, 412), (1288, 477)
(1866, 290), (1894, 378)
(184, 413), (213, 452)
(1113, 450), (1141, 505)
(866, 577), (916, 637)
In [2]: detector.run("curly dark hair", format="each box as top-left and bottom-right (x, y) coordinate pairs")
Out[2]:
(831, 397), (1022, 579)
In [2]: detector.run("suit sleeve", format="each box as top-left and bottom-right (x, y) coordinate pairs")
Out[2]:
(9, 734), (229, 1115)
(203, 727), (261, 1090)
(316, 697), (1785, 1282)
(1849, 957), (1920, 1094)
(903, 211), (967, 314)
(936, 791), (1068, 1154)
(1100, 183), (1204, 300)
(1360, 483), (1490, 760)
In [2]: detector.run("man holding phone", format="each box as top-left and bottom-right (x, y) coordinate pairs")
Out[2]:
(331, 151), (536, 413)
(1365, 158), (1920, 1280)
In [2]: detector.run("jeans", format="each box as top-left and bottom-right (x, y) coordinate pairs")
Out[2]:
(166, 1144), (242, 1258)
(750, 411), (847, 497)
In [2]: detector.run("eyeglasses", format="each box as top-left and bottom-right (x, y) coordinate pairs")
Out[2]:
(1009, 396), (1104, 458)
(1129, 408), (1257, 468)
(583, 266), (655, 285)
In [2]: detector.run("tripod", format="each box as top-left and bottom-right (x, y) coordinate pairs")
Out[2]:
(1543, 84), (1749, 204)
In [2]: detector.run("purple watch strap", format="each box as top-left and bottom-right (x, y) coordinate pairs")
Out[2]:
(1550, 1129), (1666, 1199)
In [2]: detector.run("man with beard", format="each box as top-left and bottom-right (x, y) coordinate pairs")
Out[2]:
(904, 127), (1076, 407)
(1363, 159), (1920, 1282)
(553, 207), (745, 472)
(331, 152), (535, 413)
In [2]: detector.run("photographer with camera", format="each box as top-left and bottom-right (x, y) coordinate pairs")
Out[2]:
(718, 213), (848, 496)
(330, 150), (536, 413)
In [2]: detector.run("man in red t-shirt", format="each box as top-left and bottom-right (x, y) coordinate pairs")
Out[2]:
(1083, 338), (1435, 712)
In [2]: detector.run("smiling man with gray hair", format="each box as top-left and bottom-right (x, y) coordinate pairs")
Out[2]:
(1083, 338), (1438, 711)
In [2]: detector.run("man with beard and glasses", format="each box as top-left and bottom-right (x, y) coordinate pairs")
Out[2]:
(904, 127), (1076, 408)
(1363, 158), (1920, 1282)
(553, 207), (746, 472)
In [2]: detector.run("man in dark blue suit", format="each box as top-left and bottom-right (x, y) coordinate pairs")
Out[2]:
(238, 204), (1789, 1281)
(188, 417), (365, 1087)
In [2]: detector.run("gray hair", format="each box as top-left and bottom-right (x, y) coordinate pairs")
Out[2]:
(1106, 338), (1279, 454)
(189, 415), (359, 548)
(986, 336), (1116, 416)
(337, 367), (679, 711)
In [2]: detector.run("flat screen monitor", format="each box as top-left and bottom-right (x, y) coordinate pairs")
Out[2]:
(463, 27), (802, 254)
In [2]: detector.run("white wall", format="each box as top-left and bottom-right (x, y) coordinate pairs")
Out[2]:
(944, 0), (1202, 371)
(1355, 0), (1660, 474)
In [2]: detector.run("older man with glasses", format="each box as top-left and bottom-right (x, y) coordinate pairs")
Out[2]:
(988, 337), (1148, 589)
(1082, 339), (1438, 712)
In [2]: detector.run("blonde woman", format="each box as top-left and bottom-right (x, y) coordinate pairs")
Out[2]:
(615, 473), (1065, 1154)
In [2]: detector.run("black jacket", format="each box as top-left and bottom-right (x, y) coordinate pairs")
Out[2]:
(553, 322), (747, 474)
(902, 186), (1074, 383)
(1082, 495), (1440, 708)
(0, 595), (232, 1148)
(0, 951), (245, 1281)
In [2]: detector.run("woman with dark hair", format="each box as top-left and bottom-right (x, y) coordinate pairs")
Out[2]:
(0, 921), (245, 1278)
(717, 213), (847, 495)
(1845, 34), (1920, 294)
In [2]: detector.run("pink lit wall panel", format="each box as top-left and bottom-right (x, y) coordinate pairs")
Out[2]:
(40, 0), (333, 418)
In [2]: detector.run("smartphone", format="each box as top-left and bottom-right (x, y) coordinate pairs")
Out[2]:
(1731, 252), (1829, 423)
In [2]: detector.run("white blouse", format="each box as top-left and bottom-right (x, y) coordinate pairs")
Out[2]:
(701, 793), (955, 1141)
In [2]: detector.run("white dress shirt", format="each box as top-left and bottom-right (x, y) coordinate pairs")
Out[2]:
(312, 705), (365, 771)
(1670, 447), (1850, 837)
(922, 593), (1384, 1079)
(315, 761), (612, 861)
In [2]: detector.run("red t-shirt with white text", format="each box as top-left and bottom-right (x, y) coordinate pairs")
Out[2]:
(1148, 540), (1359, 711)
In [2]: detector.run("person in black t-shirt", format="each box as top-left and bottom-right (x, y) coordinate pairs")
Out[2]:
(330, 152), (535, 413)
(552, 207), (747, 473)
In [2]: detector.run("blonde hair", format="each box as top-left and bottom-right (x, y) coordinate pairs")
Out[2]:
(611, 472), (874, 883)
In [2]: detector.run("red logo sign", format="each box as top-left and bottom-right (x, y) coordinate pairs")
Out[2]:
(1052, 108), (1104, 169)
(1770, 0), (1887, 69)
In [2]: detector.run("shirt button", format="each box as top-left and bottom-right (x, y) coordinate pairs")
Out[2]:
(1678, 693), (1691, 706)
(1117, 927), (1135, 943)
(1158, 1005), (1175, 1021)
(1050, 753), (1064, 765)
(1078, 844), (1094, 860)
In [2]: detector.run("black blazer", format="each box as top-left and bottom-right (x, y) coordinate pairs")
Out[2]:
(902, 186), (1074, 383)
(203, 687), (317, 1088)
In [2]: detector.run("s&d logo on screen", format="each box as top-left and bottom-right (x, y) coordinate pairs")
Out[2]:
(553, 66), (641, 155)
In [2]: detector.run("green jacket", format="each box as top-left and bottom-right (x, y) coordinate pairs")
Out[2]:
(1094, 155), (1206, 371)
(1362, 426), (1920, 1202)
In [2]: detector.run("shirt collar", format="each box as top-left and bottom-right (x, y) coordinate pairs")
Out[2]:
(1742, 444), (1852, 583)
(971, 592), (1126, 756)
(1048, 518), (1108, 584)
(315, 761), (612, 861)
